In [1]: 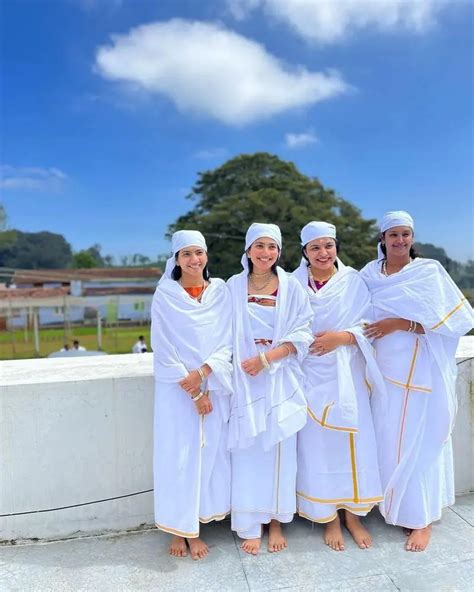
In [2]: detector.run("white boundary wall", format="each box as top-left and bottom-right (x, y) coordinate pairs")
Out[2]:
(1, 338), (473, 542)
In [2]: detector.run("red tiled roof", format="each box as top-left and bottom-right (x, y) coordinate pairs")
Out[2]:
(0, 287), (70, 300)
(83, 286), (155, 296)
(12, 267), (162, 284)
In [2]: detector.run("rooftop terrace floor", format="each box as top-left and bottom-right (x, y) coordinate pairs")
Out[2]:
(2, 494), (473, 592)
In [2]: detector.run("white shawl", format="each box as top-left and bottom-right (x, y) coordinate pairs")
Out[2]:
(293, 258), (385, 431)
(361, 258), (473, 435)
(151, 278), (233, 396)
(227, 267), (313, 451)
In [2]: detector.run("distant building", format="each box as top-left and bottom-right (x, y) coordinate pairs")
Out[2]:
(0, 268), (162, 329)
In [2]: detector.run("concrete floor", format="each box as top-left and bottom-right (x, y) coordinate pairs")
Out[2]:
(1, 495), (473, 592)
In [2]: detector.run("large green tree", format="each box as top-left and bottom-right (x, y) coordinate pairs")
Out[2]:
(168, 153), (378, 277)
(72, 243), (105, 268)
(0, 230), (73, 269)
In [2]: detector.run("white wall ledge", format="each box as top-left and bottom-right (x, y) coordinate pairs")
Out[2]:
(0, 337), (472, 542)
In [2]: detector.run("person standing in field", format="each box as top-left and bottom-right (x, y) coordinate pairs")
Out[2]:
(132, 335), (148, 353)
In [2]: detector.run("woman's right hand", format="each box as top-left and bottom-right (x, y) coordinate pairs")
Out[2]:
(192, 390), (213, 415)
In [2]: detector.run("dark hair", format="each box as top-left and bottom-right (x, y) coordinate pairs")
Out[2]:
(301, 238), (340, 264)
(139, 335), (144, 340)
(379, 232), (419, 260)
(73, 340), (79, 345)
(171, 251), (210, 281)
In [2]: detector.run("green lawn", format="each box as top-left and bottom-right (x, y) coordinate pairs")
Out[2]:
(0, 325), (151, 360)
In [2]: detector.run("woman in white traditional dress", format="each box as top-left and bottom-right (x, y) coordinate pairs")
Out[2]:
(360, 211), (473, 551)
(228, 223), (313, 555)
(293, 221), (383, 551)
(151, 230), (233, 560)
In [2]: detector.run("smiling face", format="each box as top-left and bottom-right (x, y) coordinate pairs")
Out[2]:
(176, 246), (208, 281)
(304, 237), (337, 272)
(382, 226), (414, 260)
(247, 237), (279, 273)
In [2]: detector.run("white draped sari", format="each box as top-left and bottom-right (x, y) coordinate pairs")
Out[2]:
(151, 277), (233, 538)
(228, 267), (313, 539)
(293, 260), (384, 522)
(360, 258), (473, 528)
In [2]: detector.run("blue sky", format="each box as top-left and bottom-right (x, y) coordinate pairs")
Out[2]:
(1, 0), (473, 263)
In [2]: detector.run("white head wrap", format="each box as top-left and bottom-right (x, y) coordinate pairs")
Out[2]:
(241, 223), (282, 272)
(300, 221), (336, 246)
(160, 230), (207, 283)
(378, 210), (414, 260)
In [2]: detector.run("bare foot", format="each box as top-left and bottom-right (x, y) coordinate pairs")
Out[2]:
(403, 527), (412, 537)
(241, 538), (261, 555)
(268, 520), (288, 553)
(187, 537), (209, 560)
(405, 525), (432, 552)
(324, 514), (345, 551)
(169, 535), (187, 557)
(344, 511), (372, 549)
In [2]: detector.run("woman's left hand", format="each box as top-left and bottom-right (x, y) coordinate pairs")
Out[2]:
(179, 370), (202, 394)
(310, 332), (343, 356)
(241, 355), (264, 376)
(364, 318), (401, 340)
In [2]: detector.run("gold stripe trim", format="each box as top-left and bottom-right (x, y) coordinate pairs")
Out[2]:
(397, 338), (419, 463)
(298, 504), (376, 524)
(349, 433), (359, 503)
(387, 337), (420, 518)
(385, 376), (432, 393)
(155, 522), (199, 538)
(307, 406), (357, 434)
(298, 509), (337, 524)
(364, 378), (373, 396)
(199, 511), (229, 524)
(430, 298), (467, 330)
(321, 402), (333, 427)
(297, 490), (383, 504)
(155, 512), (229, 536)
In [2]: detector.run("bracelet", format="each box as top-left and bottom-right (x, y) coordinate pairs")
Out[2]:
(346, 332), (356, 345)
(281, 343), (293, 357)
(407, 320), (417, 333)
(197, 367), (205, 381)
(192, 391), (206, 402)
(259, 351), (271, 370)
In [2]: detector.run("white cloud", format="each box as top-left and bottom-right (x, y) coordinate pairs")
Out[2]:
(285, 130), (318, 149)
(95, 19), (350, 125)
(193, 147), (229, 159)
(0, 165), (67, 191)
(227, 0), (261, 20)
(228, 0), (449, 44)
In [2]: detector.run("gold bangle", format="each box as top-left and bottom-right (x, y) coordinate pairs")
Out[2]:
(259, 351), (271, 370)
(281, 343), (293, 357)
(192, 391), (205, 402)
(347, 332), (355, 345)
(197, 367), (205, 381)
